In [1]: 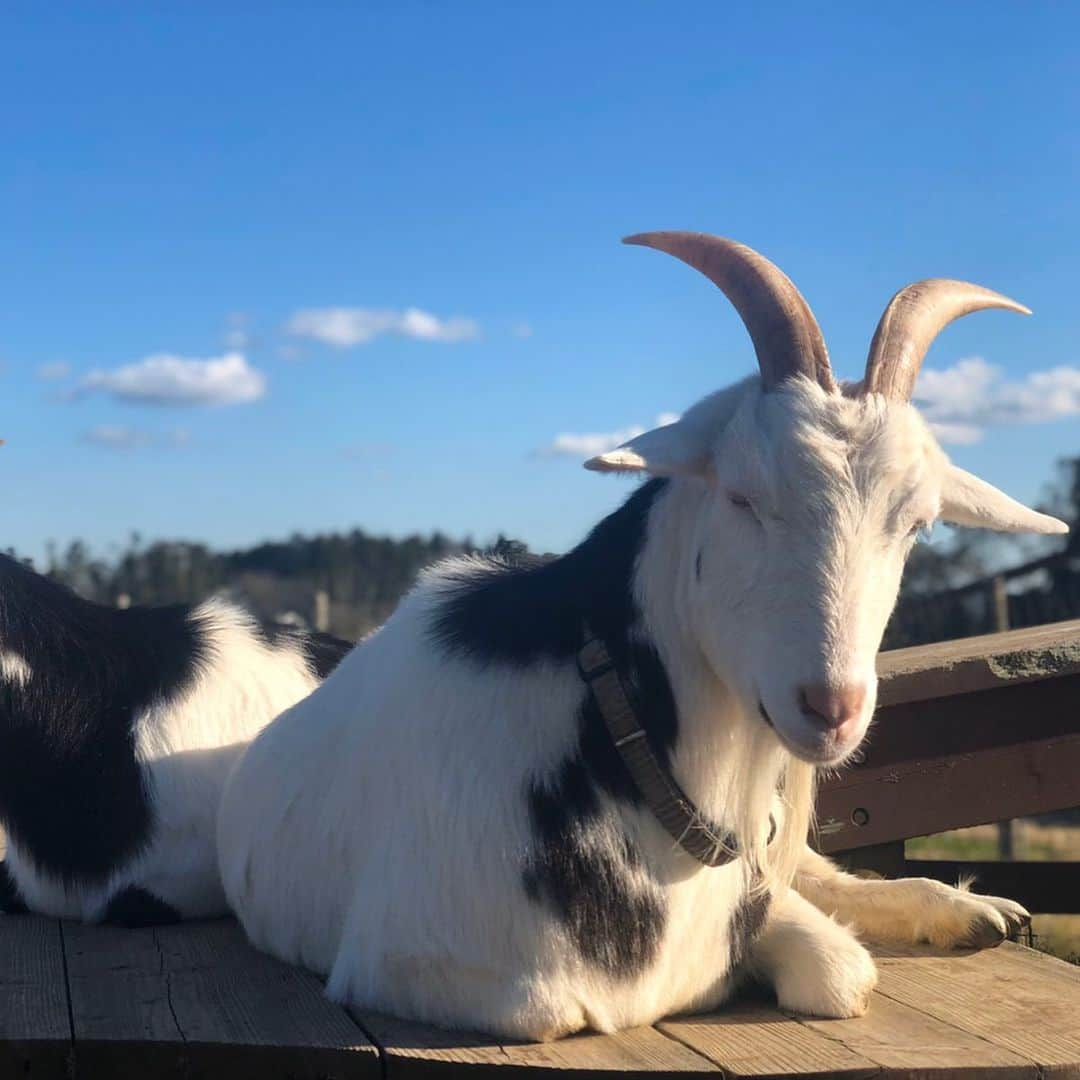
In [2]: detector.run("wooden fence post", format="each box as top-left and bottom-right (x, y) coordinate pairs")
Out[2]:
(989, 575), (1016, 861)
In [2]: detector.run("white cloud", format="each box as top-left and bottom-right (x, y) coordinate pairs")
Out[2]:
(915, 357), (1080, 444)
(82, 426), (190, 451)
(37, 361), (72, 382)
(77, 352), (266, 406)
(286, 307), (479, 348)
(537, 413), (679, 460)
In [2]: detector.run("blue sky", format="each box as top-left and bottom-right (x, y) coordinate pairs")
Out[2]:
(4, 4), (1078, 563)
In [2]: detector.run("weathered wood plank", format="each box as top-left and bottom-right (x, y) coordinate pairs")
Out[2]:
(816, 731), (1080, 854)
(0, 914), (71, 1079)
(873, 943), (1080, 1075)
(800, 991), (1037, 1079)
(846, 672), (1078, 773)
(356, 1010), (718, 1076)
(877, 618), (1080, 707)
(64, 918), (378, 1078)
(658, 1000), (879, 1078)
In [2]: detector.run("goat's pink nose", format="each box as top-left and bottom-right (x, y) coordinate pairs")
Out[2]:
(798, 683), (868, 732)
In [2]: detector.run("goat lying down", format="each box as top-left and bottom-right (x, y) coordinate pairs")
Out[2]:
(0, 556), (351, 925)
(218, 233), (1065, 1038)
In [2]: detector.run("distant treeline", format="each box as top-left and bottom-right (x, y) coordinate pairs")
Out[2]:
(39, 530), (478, 640)
(30, 457), (1080, 648)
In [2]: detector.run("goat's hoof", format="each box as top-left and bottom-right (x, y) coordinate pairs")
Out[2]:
(979, 894), (1031, 935)
(960, 909), (1009, 950)
(955, 892), (1032, 949)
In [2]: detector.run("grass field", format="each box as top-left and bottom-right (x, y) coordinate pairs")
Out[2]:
(908, 817), (1080, 964)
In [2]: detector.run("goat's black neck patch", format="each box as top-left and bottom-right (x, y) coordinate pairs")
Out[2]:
(432, 478), (668, 666)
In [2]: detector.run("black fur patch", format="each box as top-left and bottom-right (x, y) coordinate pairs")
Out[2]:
(259, 621), (352, 680)
(523, 780), (665, 978)
(432, 479), (668, 666)
(0, 554), (207, 885)
(432, 480), (677, 976)
(0, 860), (28, 914)
(102, 885), (181, 928)
(727, 887), (772, 973)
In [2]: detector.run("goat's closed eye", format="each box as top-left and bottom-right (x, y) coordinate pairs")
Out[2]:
(728, 493), (752, 510)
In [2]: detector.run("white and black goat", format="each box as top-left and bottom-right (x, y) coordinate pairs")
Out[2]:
(218, 233), (1066, 1038)
(0, 555), (350, 925)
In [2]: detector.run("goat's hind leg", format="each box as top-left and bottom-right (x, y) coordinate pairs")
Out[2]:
(746, 887), (878, 1019)
(794, 846), (1030, 949)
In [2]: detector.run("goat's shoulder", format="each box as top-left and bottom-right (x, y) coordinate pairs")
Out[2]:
(186, 596), (352, 683)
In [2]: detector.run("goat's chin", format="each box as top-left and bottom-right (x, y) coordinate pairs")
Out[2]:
(758, 703), (865, 766)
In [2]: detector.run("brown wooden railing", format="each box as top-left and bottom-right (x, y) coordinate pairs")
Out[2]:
(816, 619), (1080, 913)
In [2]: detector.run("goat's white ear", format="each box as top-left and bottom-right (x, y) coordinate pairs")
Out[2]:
(584, 382), (752, 477)
(584, 420), (710, 477)
(940, 465), (1069, 535)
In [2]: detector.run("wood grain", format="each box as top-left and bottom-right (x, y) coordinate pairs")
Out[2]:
(1, 916), (1078, 1077)
(356, 1009), (718, 1076)
(63, 918), (378, 1078)
(0, 914), (71, 1079)
(800, 991), (1036, 1079)
(659, 1000), (879, 1078)
(874, 944), (1080, 1075)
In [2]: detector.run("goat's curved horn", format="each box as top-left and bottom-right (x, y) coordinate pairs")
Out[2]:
(624, 231), (835, 393)
(864, 279), (1031, 401)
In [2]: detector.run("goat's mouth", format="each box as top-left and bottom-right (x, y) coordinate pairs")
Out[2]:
(757, 697), (852, 765)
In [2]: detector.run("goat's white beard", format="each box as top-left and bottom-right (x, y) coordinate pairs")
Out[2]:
(634, 478), (817, 898)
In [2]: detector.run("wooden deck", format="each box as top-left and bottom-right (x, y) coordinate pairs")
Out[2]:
(3, 914), (1079, 1078)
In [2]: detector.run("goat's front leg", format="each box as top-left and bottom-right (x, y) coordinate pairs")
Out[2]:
(793, 846), (1030, 949)
(747, 887), (878, 1018)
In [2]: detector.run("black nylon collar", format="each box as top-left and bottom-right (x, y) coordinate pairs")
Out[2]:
(577, 632), (775, 867)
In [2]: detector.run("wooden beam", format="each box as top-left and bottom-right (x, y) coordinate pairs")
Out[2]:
(842, 674), (1079, 771)
(816, 732), (1080, 855)
(875, 618), (1080, 707)
(817, 667), (1080, 854)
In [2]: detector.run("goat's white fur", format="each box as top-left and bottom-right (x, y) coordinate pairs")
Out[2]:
(6, 599), (329, 922)
(0, 650), (33, 688)
(219, 375), (1063, 1038)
